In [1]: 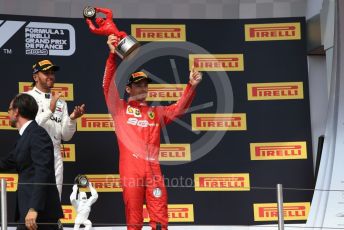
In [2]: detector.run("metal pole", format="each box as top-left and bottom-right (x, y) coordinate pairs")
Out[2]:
(1, 178), (7, 230)
(277, 184), (284, 230)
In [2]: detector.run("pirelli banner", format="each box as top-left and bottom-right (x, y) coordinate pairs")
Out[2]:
(0, 14), (314, 226)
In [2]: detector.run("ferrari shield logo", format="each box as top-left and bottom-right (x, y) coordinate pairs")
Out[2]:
(134, 109), (141, 117)
(148, 111), (155, 119)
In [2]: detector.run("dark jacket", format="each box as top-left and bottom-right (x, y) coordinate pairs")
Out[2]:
(0, 121), (63, 223)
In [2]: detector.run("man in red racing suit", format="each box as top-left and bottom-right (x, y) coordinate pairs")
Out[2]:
(102, 35), (202, 230)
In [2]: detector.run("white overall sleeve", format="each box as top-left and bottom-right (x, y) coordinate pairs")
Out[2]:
(70, 184), (79, 208)
(60, 100), (77, 141)
(88, 183), (99, 206)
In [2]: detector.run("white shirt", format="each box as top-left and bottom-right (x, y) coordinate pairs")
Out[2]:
(19, 120), (33, 136)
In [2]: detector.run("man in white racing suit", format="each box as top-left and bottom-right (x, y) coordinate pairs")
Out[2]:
(27, 59), (85, 198)
(70, 183), (98, 230)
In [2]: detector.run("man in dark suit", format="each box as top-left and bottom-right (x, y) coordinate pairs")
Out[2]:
(0, 93), (63, 230)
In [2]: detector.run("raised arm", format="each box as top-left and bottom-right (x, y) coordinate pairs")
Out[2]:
(85, 18), (105, 36)
(88, 183), (98, 205)
(103, 35), (122, 116)
(159, 67), (202, 125)
(96, 7), (113, 20)
(70, 184), (78, 208)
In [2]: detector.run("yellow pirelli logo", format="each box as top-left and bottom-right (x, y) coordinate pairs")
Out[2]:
(250, 141), (307, 160)
(253, 202), (310, 221)
(61, 144), (75, 162)
(247, 82), (304, 100)
(192, 114), (247, 131)
(194, 173), (250, 191)
(77, 114), (115, 131)
(0, 112), (15, 130)
(143, 204), (194, 222)
(189, 54), (244, 71)
(132, 24), (186, 41)
(159, 144), (191, 161)
(18, 82), (74, 101)
(147, 84), (186, 101)
(60, 205), (76, 224)
(80, 174), (122, 192)
(0, 174), (18, 192)
(245, 22), (301, 41)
